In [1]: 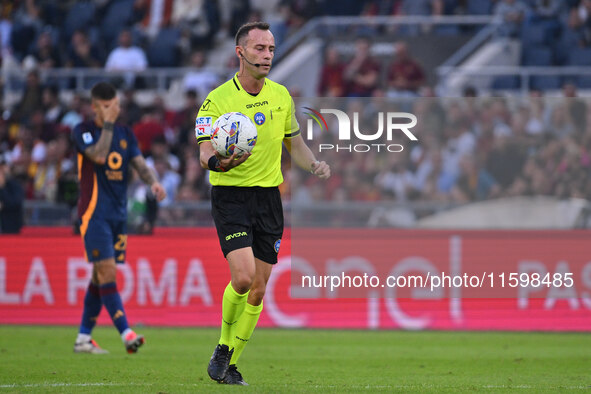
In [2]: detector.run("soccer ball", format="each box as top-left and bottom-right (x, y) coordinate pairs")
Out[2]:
(210, 112), (258, 157)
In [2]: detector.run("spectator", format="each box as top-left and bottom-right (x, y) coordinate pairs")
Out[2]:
(133, 106), (165, 155)
(174, 90), (200, 146)
(61, 94), (85, 131)
(494, 0), (529, 37)
(146, 134), (180, 173)
(29, 138), (73, 201)
(485, 126), (526, 189)
(120, 89), (143, 126)
(172, 0), (220, 48)
(318, 46), (345, 97)
(562, 82), (587, 134)
(531, 0), (563, 19)
(343, 37), (380, 97)
(386, 41), (426, 97)
(280, 0), (319, 30)
(105, 29), (148, 88)
(65, 29), (103, 68)
(0, 153), (24, 233)
(28, 29), (61, 69)
(42, 85), (65, 124)
(10, 0), (43, 60)
(12, 70), (43, 123)
(450, 155), (499, 202)
(152, 157), (181, 207)
(182, 50), (219, 100)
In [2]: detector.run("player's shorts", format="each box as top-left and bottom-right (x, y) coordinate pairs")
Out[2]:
(79, 217), (128, 263)
(211, 186), (283, 265)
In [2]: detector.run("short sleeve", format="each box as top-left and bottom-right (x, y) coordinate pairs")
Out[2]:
(284, 97), (300, 139)
(195, 95), (221, 144)
(71, 123), (94, 153)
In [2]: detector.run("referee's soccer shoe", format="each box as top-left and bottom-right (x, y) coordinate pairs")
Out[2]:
(208, 344), (233, 381)
(220, 364), (248, 386)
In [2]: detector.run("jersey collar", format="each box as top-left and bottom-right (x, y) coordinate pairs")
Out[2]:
(233, 73), (266, 97)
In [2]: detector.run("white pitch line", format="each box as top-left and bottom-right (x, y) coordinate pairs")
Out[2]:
(1, 383), (588, 390)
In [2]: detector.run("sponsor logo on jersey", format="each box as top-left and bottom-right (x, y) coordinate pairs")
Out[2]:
(195, 116), (213, 138)
(246, 101), (268, 109)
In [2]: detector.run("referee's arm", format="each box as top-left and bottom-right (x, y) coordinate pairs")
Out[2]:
(284, 135), (330, 179)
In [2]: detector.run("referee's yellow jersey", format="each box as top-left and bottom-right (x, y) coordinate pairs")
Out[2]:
(195, 73), (300, 187)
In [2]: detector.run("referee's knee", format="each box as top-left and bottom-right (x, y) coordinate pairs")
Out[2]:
(248, 285), (265, 305)
(232, 274), (254, 294)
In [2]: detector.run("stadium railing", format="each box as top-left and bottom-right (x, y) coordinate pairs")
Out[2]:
(437, 65), (591, 95)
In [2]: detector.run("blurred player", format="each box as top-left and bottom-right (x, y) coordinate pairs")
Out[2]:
(72, 82), (166, 354)
(196, 22), (330, 385)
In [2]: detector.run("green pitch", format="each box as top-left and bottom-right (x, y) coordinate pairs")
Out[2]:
(0, 326), (588, 393)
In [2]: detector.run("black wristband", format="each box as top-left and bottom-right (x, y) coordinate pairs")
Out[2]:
(208, 155), (225, 172)
(103, 121), (114, 132)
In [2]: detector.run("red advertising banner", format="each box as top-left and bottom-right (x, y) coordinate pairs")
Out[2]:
(0, 228), (590, 331)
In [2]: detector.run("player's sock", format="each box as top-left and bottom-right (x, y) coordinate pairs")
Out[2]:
(99, 282), (129, 334)
(229, 301), (263, 365)
(79, 282), (102, 335)
(76, 333), (91, 344)
(219, 282), (249, 347)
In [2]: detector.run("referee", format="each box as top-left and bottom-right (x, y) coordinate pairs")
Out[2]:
(196, 22), (330, 385)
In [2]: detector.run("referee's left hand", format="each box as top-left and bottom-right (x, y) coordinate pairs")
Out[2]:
(217, 151), (250, 171)
(311, 160), (331, 179)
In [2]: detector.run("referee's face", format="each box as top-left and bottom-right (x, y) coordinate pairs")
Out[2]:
(242, 29), (275, 78)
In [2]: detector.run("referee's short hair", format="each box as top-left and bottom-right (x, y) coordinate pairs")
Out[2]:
(235, 22), (271, 46)
(90, 82), (116, 101)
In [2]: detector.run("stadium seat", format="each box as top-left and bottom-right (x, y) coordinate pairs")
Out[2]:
(554, 28), (581, 65)
(101, 0), (136, 48)
(522, 47), (553, 66)
(491, 76), (521, 90)
(521, 24), (548, 46)
(530, 76), (562, 91)
(568, 48), (591, 66)
(147, 28), (181, 67)
(63, 2), (96, 38)
(576, 76), (591, 89)
(466, 0), (492, 15)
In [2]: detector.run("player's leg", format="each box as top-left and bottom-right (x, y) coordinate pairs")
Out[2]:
(74, 266), (108, 354)
(94, 257), (144, 353)
(208, 186), (254, 381)
(208, 246), (256, 381)
(221, 257), (271, 385)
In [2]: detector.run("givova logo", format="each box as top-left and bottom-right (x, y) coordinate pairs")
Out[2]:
(303, 107), (418, 153)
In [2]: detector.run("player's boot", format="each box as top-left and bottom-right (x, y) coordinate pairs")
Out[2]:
(74, 339), (109, 354)
(219, 364), (248, 386)
(123, 331), (145, 354)
(207, 344), (233, 381)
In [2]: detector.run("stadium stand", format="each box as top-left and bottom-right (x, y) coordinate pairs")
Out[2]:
(0, 0), (590, 229)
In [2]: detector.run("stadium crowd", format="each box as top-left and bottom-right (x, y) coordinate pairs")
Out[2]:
(0, 0), (590, 230)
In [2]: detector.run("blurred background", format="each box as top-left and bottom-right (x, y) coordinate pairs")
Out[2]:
(0, 0), (590, 232)
(0, 0), (589, 336)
